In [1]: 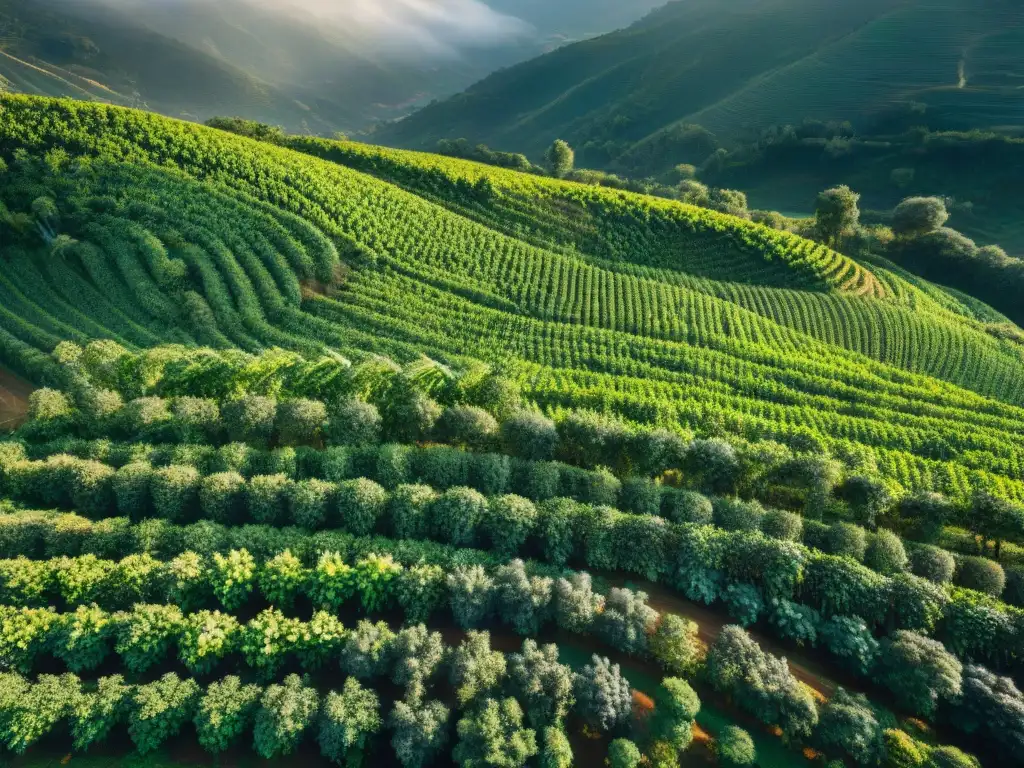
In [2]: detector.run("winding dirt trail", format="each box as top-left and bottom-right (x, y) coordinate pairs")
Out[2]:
(0, 366), (33, 432)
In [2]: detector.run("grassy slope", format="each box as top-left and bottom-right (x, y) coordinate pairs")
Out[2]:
(2, 96), (1024, 503)
(377, 0), (1023, 160)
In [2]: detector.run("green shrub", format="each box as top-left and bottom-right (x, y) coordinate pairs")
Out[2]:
(296, 611), (347, 671)
(495, 559), (553, 636)
(909, 544), (955, 584)
(661, 488), (714, 525)
(391, 624), (446, 688)
(825, 522), (867, 561)
(336, 478), (387, 536)
(194, 675), (262, 753)
(573, 655), (631, 732)
(389, 695), (450, 768)
(150, 465), (201, 522)
(128, 672), (201, 754)
(716, 725), (756, 767)
(453, 697), (537, 768)
(311, 552), (356, 611)
(955, 556), (1005, 597)
(596, 587), (656, 655)
(172, 397), (222, 443)
(200, 472), (246, 524)
(223, 395), (278, 446)
(430, 487), (487, 546)
(762, 509), (803, 541)
(288, 478), (335, 530)
(607, 738), (642, 768)
(0, 672), (80, 754)
(52, 603), (114, 672)
(389, 484), (437, 540)
(619, 477), (661, 516)
(723, 583), (764, 627)
(253, 674), (319, 758)
(277, 398), (328, 446)
(258, 549), (308, 607)
(468, 452), (511, 496)
(71, 674), (131, 750)
(114, 603), (184, 673)
(396, 563), (447, 624)
(163, 551), (210, 611)
(865, 529), (909, 575)
(318, 678), (382, 767)
(650, 614), (703, 676)
(210, 548), (256, 610)
(341, 619), (395, 680)
(501, 410), (558, 461)
(178, 610), (240, 674)
(241, 608), (304, 679)
(714, 497), (765, 532)
(554, 572), (601, 635)
(650, 677), (700, 751)
(247, 473), (292, 525)
(434, 405), (498, 449)
(537, 498), (581, 566)
(873, 631), (962, 718)
(511, 458), (560, 500)
(326, 399), (381, 446)
(448, 564), (495, 629)
(539, 725), (573, 768)
(483, 494), (537, 557)
(450, 630), (507, 706)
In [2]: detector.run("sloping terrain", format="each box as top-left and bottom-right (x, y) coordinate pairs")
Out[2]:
(2, 96), (1024, 505)
(378, 0), (1024, 170)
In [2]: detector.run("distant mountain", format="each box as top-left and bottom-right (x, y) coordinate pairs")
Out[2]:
(0, 0), (666, 135)
(377, 0), (1024, 171)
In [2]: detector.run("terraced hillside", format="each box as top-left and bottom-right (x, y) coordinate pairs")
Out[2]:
(2, 95), (1024, 768)
(1, 95), (1024, 511)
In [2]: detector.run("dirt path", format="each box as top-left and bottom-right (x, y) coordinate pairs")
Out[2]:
(0, 366), (33, 432)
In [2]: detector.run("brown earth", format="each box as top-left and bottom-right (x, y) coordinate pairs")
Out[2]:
(0, 366), (34, 431)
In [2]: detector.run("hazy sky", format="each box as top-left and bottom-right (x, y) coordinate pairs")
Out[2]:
(263, 0), (533, 57)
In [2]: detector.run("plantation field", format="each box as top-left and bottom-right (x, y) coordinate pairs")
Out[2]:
(1, 95), (1023, 768)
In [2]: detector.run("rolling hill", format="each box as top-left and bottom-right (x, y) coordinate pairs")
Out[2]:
(2, 94), (1024, 506)
(377, 0), (1024, 170)
(1, 95), (1023, 768)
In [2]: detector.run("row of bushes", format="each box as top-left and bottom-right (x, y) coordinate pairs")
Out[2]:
(0, 509), (1007, 766)
(11, 439), (1022, 606)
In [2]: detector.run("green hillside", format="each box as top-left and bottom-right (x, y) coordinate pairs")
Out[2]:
(2, 95), (1024, 768)
(1, 95), (1024, 505)
(377, 0), (1024, 169)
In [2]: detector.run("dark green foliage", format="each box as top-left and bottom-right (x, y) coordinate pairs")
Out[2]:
(539, 726), (573, 768)
(545, 140), (574, 178)
(194, 675), (262, 754)
(128, 672), (201, 754)
(950, 664), (1024, 760)
(390, 695), (450, 768)
(508, 640), (574, 729)
(253, 674), (319, 759)
(336, 478), (387, 536)
(813, 688), (883, 766)
(494, 559), (553, 636)
(815, 185), (860, 249)
(839, 475), (891, 528)
(276, 398), (328, 446)
(865, 529), (908, 575)
(873, 631), (962, 718)
(388, 484), (436, 540)
(391, 624), (445, 688)
(723, 583), (764, 627)
(288, 478), (334, 530)
(450, 631), (507, 706)
(706, 626), (818, 739)
(820, 616), (879, 675)
(500, 411), (558, 462)
(453, 697), (538, 768)
(596, 587), (656, 655)
(762, 509), (803, 541)
(223, 395), (278, 447)
(150, 465), (201, 522)
(327, 399), (381, 446)
(71, 674), (131, 750)
(483, 494), (537, 557)
(469, 452), (511, 496)
(537, 498), (581, 566)
(341, 619), (395, 679)
(52, 603), (114, 672)
(381, 376), (441, 444)
(434, 405), (498, 449)
(683, 439), (740, 495)
(448, 564), (495, 629)
(909, 544), (955, 584)
(825, 522), (867, 561)
(716, 725), (756, 767)
(318, 678), (381, 767)
(713, 497), (764, 532)
(246, 473), (292, 525)
(172, 397), (222, 443)
(892, 197), (949, 237)
(512, 459), (560, 501)
(397, 564), (446, 624)
(620, 477), (661, 516)
(898, 492), (953, 544)
(200, 471), (246, 524)
(661, 488), (713, 525)
(573, 655), (631, 733)
(955, 556), (1005, 597)
(607, 739), (642, 768)
(430, 487), (487, 547)
(650, 677), (700, 751)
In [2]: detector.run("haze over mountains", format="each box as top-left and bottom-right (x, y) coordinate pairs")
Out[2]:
(0, 0), (664, 132)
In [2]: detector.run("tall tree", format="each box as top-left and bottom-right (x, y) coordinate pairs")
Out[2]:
(815, 185), (861, 249)
(545, 140), (575, 178)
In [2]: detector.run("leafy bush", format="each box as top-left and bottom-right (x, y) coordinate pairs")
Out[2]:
(716, 725), (756, 767)
(276, 398), (328, 446)
(115, 603), (184, 673)
(341, 619), (395, 679)
(483, 494), (537, 557)
(389, 484), (437, 540)
(661, 488), (713, 525)
(494, 559), (553, 636)
(508, 639), (574, 729)
(539, 726), (573, 768)
(813, 688), (883, 766)
(247, 473), (292, 525)
(723, 583), (764, 627)
(318, 678), (381, 767)
(865, 529), (908, 575)
(607, 738), (642, 768)
(223, 395), (277, 446)
(253, 674), (319, 758)
(950, 664), (1024, 761)
(554, 572), (602, 635)
(873, 631), (962, 718)
(825, 522), (867, 561)
(151, 465), (201, 522)
(396, 563), (446, 624)
(128, 672), (201, 753)
(434, 405), (498, 449)
(448, 564), (495, 629)
(450, 631), (507, 706)
(573, 655), (631, 732)
(390, 695), (450, 768)
(326, 399), (381, 446)
(762, 509), (803, 541)
(430, 487), (487, 547)
(258, 549), (307, 607)
(0, 672), (79, 754)
(172, 397), (222, 443)
(501, 411), (558, 461)
(537, 498), (581, 566)
(71, 674), (131, 750)
(391, 624), (445, 688)
(52, 603), (114, 672)
(200, 472), (246, 524)
(909, 544), (955, 584)
(596, 587), (656, 655)
(288, 479), (334, 530)
(714, 497), (765, 532)
(620, 477), (661, 516)
(650, 677), (700, 750)
(194, 675), (262, 753)
(453, 697), (537, 768)
(955, 556), (1005, 597)
(820, 615), (880, 675)
(210, 548), (256, 610)
(178, 610), (240, 674)
(650, 614), (703, 676)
